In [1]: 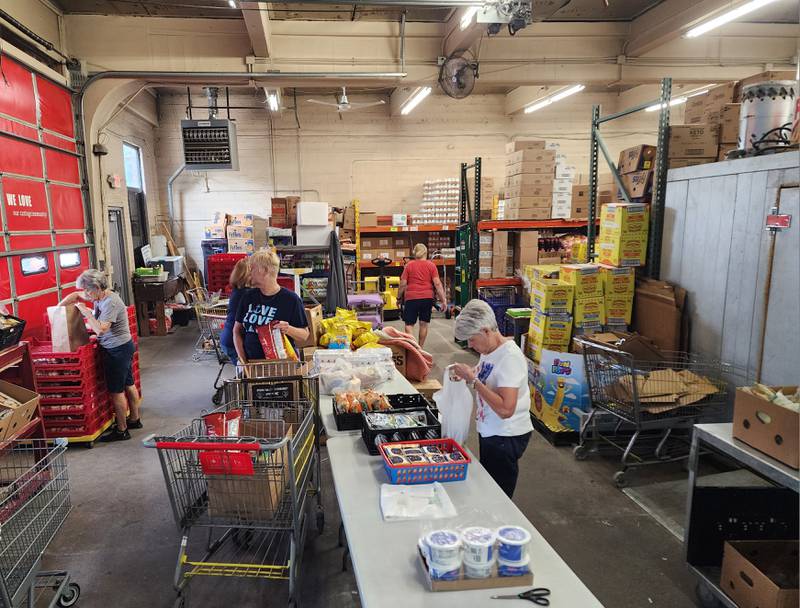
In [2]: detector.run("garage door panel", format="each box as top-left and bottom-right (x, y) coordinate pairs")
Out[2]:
(49, 185), (84, 230)
(0, 240), (9, 302)
(42, 132), (77, 153)
(0, 135), (44, 178)
(2, 178), (49, 231)
(11, 250), (56, 294)
(45, 149), (80, 184)
(17, 292), (58, 340)
(55, 233), (86, 246)
(57, 247), (88, 285)
(36, 76), (74, 138)
(0, 117), (38, 140)
(0, 57), (36, 124)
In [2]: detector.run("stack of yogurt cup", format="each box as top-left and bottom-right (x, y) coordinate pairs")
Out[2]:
(420, 524), (532, 580)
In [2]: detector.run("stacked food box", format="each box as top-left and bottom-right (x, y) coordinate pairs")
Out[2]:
(269, 196), (300, 229)
(526, 265), (574, 362)
(597, 202), (650, 269)
(500, 140), (558, 220)
(411, 178), (461, 225)
(227, 213), (269, 254)
(360, 234), (410, 263)
(599, 265), (636, 331)
(551, 156), (578, 220)
(476, 231), (514, 279)
(560, 264), (605, 335)
(672, 81), (739, 168)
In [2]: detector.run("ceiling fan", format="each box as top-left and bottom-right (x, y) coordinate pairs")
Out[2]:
(306, 87), (386, 118)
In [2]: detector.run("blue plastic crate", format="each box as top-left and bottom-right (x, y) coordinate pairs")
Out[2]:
(380, 438), (471, 484)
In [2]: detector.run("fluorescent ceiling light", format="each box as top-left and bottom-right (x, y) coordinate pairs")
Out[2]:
(400, 87), (431, 115)
(228, 0), (237, 7)
(685, 0), (781, 38)
(524, 84), (585, 114)
(460, 6), (480, 30)
(267, 93), (279, 112)
(645, 96), (688, 112)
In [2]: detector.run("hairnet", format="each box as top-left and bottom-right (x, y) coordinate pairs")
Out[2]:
(454, 299), (498, 341)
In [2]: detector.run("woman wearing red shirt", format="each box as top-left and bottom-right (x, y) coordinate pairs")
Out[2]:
(398, 243), (447, 347)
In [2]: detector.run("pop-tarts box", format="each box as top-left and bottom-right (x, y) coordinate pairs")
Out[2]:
(527, 350), (590, 433)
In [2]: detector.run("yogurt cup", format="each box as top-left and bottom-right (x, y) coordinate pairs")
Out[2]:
(461, 526), (496, 565)
(497, 525), (531, 563)
(498, 554), (531, 577)
(429, 563), (461, 581)
(464, 560), (493, 579)
(426, 529), (461, 564)
(418, 537), (431, 563)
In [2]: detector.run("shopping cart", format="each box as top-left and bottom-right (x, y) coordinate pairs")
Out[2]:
(0, 439), (80, 608)
(146, 382), (322, 607)
(573, 338), (731, 488)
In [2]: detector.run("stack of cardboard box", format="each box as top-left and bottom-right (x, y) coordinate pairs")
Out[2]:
(668, 124), (720, 169)
(512, 231), (539, 275)
(597, 202), (650, 268)
(360, 234), (410, 263)
(270, 196), (300, 229)
(551, 157), (578, 219)
(600, 265), (636, 330)
(526, 265), (574, 362)
(227, 214), (268, 254)
(670, 81), (741, 168)
(478, 232), (493, 280)
(560, 264), (605, 334)
(500, 140), (557, 220)
(204, 211), (228, 240)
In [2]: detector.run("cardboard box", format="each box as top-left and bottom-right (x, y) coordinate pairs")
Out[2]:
(571, 198), (588, 219)
(705, 81), (738, 107)
(392, 235), (411, 248)
(394, 249), (410, 260)
(668, 157), (716, 169)
(560, 264), (603, 299)
(718, 143), (738, 161)
(555, 164), (576, 180)
(504, 183), (554, 198)
(491, 231), (508, 256)
(529, 311), (573, 344)
(478, 232), (493, 247)
(505, 139), (546, 153)
(343, 205), (356, 229)
(720, 541), (799, 608)
(572, 184), (589, 200)
(719, 103), (741, 143)
(375, 237), (392, 249)
(204, 225), (226, 239)
(604, 294), (634, 325)
(552, 179), (573, 194)
(505, 173), (552, 188)
(503, 207), (551, 221)
(411, 379), (442, 401)
(388, 343), (407, 376)
(298, 305), (323, 349)
(506, 149), (556, 165)
(618, 171), (653, 201)
(392, 213), (408, 227)
(600, 202), (650, 236)
(531, 280), (574, 313)
(295, 225), (332, 247)
(668, 125), (719, 158)
(296, 202), (329, 226)
(506, 161), (556, 177)
(733, 386), (799, 468)
(738, 71), (796, 90)
(227, 238), (256, 254)
(631, 279), (688, 352)
(492, 254), (510, 278)
(503, 196), (552, 210)
(599, 265), (635, 296)
(514, 231), (539, 270)
(478, 266), (492, 278)
(597, 232), (648, 267)
(359, 212), (377, 227)
(618, 145), (657, 174)
(229, 214), (267, 228)
(0, 380), (40, 440)
(684, 95), (706, 124)
(226, 225), (264, 242)
(551, 200), (571, 219)
(419, 550), (533, 592)
(573, 295), (605, 326)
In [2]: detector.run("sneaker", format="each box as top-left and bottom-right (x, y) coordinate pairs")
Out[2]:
(126, 418), (143, 430)
(100, 428), (131, 442)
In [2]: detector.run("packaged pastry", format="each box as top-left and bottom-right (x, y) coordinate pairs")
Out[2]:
(388, 455), (408, 465)
(447, 451), (466, 462)
(422, 445), (442, 456)
(429, 454), (449, 464)
(386, 446), (405, 457)
(406, 453), (427, 464)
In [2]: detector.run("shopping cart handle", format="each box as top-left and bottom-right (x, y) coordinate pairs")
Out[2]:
(151, 439), (267, 452)
(141, 434), (157, 448)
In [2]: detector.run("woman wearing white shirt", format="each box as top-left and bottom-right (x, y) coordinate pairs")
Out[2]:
(451, 299), (533, 498)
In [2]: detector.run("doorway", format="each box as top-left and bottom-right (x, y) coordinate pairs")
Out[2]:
(108, 208), (131, 304)
(123, 142), (149, 251)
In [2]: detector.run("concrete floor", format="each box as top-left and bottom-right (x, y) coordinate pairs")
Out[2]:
(43, 318), (702, 608)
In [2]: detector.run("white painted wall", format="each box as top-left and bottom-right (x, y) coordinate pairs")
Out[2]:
(155, 88), (665, 269)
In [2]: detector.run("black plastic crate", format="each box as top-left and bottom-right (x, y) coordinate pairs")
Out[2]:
(0, 315), (25, 350)
(333, 392), (392, 431)
(361, 407), (441, 455)
(387, 393), (434, 409)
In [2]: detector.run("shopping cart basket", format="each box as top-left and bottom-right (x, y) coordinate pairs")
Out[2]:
(191, 300), (231, 404)
(0, 439), (80, 608)
(145, 395), (322, 608)
(573, 338), (731, 488)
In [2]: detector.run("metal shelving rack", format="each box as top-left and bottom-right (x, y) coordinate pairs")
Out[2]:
(587, 77), (672, 278)
(455, 158), (481, 310)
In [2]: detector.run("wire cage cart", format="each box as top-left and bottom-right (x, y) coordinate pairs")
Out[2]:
(147, 370), (322, 608)
(0, 439), (80, 608)
(189, 291), (231, 404)
(573, 338), (731, 488)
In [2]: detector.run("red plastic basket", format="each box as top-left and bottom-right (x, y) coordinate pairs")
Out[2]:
(380, 438), (471, 485)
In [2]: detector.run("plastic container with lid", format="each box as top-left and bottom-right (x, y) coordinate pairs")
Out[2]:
(461, 526), (496, 565)
(425, 529), (462, 564)
(498, 554), (531, 577)
(464, 561), (493, 579)
(497, 525), (532, 563)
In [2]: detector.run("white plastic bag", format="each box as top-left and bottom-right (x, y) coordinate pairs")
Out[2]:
(433, 367), (473, 444)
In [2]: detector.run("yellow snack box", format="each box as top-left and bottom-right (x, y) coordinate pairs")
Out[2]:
(604, 294), (634, 325)
(599, 265), (636, 296)
(597, 233), (648, 268)
(528, 311), (573, 344)
(600, 202), (650, 236)
(529, 264), (561, 282)
(573, 295), (606, 327)
(560, 264), (603, 299)
(530, 280), (575, 313)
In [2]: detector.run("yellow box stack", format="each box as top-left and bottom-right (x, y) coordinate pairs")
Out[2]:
(597, 202), (650, 268)
(526, 264), (574, 361)
(560, 264), (605, 333)
(600, 265), (635, 328)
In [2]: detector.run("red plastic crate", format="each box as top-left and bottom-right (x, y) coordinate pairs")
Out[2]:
(40, 395), (109, 417)
(30, 340), (98, 369)
(40, 387), (107, 407)
(44, 412), (112, 436)
(35, 363), (98, 383)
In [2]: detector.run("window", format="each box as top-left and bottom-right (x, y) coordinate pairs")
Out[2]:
(123, 142), (144, 191)
(20, 255), (48, 276)
(59, 250), (81, 269)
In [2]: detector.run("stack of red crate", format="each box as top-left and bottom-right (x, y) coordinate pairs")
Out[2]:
(207, 253), (247, 294)
(30, 341), (114, 438)
(126, 305), (142, 395)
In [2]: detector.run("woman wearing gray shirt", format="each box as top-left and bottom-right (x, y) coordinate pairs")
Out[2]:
(59, 269), (142, 442)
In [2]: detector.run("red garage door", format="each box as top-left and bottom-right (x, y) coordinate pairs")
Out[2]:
(0, 54), (91, 339)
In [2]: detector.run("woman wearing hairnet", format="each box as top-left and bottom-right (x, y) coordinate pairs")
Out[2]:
(451, 299), (533, 498)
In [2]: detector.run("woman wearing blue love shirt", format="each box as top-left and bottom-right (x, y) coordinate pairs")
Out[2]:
(233, 249), (308, 363)
(219, 257), (250, 366)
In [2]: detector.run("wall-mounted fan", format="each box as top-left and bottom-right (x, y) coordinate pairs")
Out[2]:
(306, 87), (386, 118)
(438, 56), (479, 99)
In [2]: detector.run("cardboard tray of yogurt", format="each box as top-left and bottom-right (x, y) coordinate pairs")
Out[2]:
(417, 549), (533, 592)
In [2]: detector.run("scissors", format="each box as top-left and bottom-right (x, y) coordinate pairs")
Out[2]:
(491, 587), (551, 605)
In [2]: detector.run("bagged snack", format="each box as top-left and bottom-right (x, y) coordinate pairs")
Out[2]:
(203, 409), (242, 437)
(256, 321), (299, 361)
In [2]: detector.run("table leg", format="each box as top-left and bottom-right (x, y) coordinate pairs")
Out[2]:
(155, 301), (167, 336)
(137, 302), (150, 337)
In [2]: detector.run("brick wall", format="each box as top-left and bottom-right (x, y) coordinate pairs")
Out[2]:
(154, 88), (662, 269)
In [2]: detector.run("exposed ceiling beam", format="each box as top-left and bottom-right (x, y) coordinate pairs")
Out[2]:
(625, 0), (763, 57)
(241, 1), (272, 58)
